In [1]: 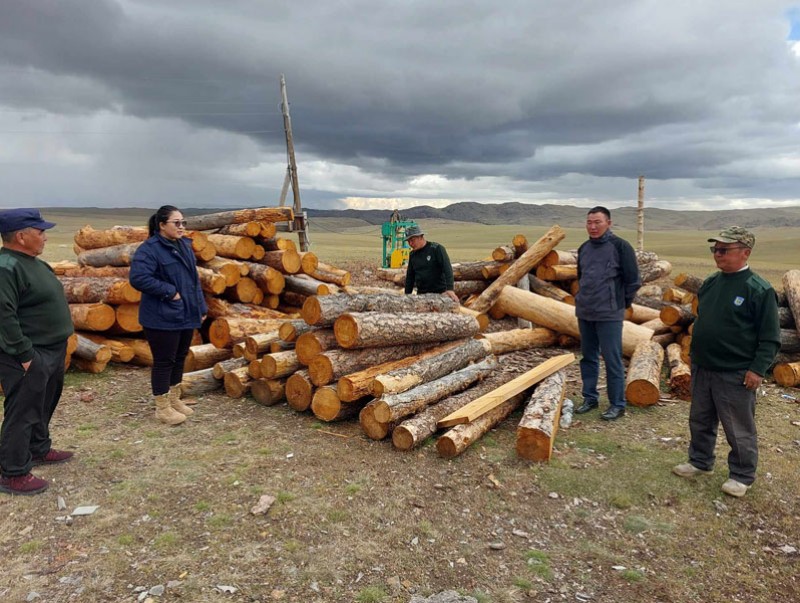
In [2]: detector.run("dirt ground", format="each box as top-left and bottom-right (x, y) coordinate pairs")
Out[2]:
(1, 262), (799, 603)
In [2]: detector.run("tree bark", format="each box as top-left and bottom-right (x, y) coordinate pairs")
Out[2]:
(284, 274), (338, 296)
(70, 357), (109, 374)
(296, 329), (339, 365)
(468, 225), (566, 313)
(666, 343), (691, 400)
(241, 261), (286, 295)
(74, 225), (148, 250)
(286, 369), (314, 411)
(212, 357), (248, 379)
(302, 292), (459, 327)
(185, 344), (232, 372)
(625, 341), (665, 406)
(336, 352), (448, 402)
(59, 276), (141, 304)
(307, 261), (351, 286)
(80, 333), (135, 363)
(308, 342), (439, 386)
(780, 328), (800, 353)
(453, 280), (489, 298)
(782, 270), (800, 338)
(437, 393), (526, 458)
(493, 286), (654, 357)
(450, 261), (506, 281)
(528, 275), (575, 305)
(180, 367), (222, 396)
(223, 366), (252, 398)
(52, 264), (132, 278)
(773, 361), (800, 387)
(260, 350), (301, 379)
(492, 245), (515, 262)
(243, 331), (282, 356)
(778, 307), (796, 329)
(637, 284), (663, 298)
(639, 318), (676, 335)
(624, 303), (662, 324)
(216, 221), (263, 237)
(77, 242), (142, 267)
(73, 334), (113, 363)
(673, 273), (704, 294)
(371, 338), (492, 396)
(516, 370), (566, 462)
(639, 260), (673, 284)
(69, 303), (116, 331)
(334, 312), (480, 349)
(373, 356), (498, 424)
(207, 317), (287, 348)
(659, 304), (694, 327)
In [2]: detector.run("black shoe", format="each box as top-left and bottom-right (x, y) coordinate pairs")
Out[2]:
(600, 406), (625, 421)
(575, 401), (599, 414)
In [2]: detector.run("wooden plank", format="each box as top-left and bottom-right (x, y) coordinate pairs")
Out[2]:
(436, 353), (575, 428)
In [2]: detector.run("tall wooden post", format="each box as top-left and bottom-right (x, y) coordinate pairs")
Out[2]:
(280, 74), (310, 252)
(636, 176), (645, 251)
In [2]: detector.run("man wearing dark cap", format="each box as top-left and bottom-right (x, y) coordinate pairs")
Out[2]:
(403, 225), (458, 302)
(0, 209), (74, 496)
(673, 226), (780, 498)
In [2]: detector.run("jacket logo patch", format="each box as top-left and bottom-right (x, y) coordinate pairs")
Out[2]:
(733, 296), (744, 306)
(426, 255), (431, 261)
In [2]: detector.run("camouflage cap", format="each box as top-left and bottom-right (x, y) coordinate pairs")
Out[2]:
(707, 226), (755, 248)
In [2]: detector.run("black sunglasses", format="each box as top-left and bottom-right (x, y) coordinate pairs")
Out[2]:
(709, 246), (747, 255)
(166, 220), (188, 228)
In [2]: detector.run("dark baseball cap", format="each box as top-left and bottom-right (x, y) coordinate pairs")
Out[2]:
(0, 208), (57, 234)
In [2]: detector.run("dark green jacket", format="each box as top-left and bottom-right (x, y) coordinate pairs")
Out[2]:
(0, 248), (74, 362)
(690, 268), (780, 376)
(405, 241), (454, 295)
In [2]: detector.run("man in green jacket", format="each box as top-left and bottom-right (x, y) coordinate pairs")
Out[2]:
(672, 226), (780, 498)
(0, 209), (75, 496)
(403, 226), (458, 303)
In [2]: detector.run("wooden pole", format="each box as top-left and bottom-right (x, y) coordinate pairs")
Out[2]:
(280, 74), (310, 252)
(637, 175), (645, 251)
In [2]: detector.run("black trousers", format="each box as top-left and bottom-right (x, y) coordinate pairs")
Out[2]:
(143, 328), (194, 396)
(0, 340), (67, 477)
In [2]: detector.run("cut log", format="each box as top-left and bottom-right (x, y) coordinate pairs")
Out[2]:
(193, 241), (216, 262)
(308, 342), (440, 386)
(639, 260), (673, 284)
(624, 303), (662, 324)
(437, 353), (575, 427)
(74, 225), (148, 250)
(634, 295), (675, 312)
(260, 350), (301, 379)
(625, 341), (665, 406)
(636, 250), (660, 265)
(437, 392), (526, 458)
(185, 344), (232, 372)
(458, 305), (489, 331)
(528, 275), (575, 305)
(639, 318), (676, 335)
(77, 242), (142, 267)
(493, 286), (654, 357)
(212, 357), (248, 379)
(373, 356), (498, 424)
(112, 304), (142, 333)
(673, 273), (704, 294)
(468, 225), (565, 313)
(297, 251), (319, 275)
(477, 328), (558, 355)
(206, 234), (256, 260)
(652, 332), (678, 348)
(59, 277), (141, 304)
(535, 264), (578, 281)
(782, 270), (800, 338)
(242, 262), (286, 294)
(492, 245), (515, 262)
(201, 257), (248, 284)
(451, 261), (506, 281)
(285, 369), (314, 411)
(480, 262), (511, 279)
(251, 378), (286, 406)
(541, 249), (578, 267)
(662, 287), (694, 305)
(512, 234), (528, 257)
(773, 361), (800, 387)
(780, 328), (800, 353)
(359, 400), (394, 440)
(224, 277), (259, 303)
(284, 274), (338, 296)
(666, 343), (691, 400)
(281, 291), (308, 308)
(308, 261), (351, 286)
(637, 284), (663, 298)
(515, 274), (533, 329)
(121, 338), (153, 366)
(259, 249), (302, 274)
(377, 268), (407, 286)
(516, 370), (566, 462)
(279, 319), (314, 342)
(659, 304), (695, 327)
(180, 367), (222, 396)
(69, 303), (116, 332)
(205, 297), (287, 320)
(216, 221), (263, 237)
(778, 307), (796, 329)
(244, 331), (282, 356)
(259, 236), (297, 252)
(311, 386), (369, 422)
(73, 334), (112, 363)
(302, 292), (459, 327)
(54, 264), (132, 278)
(371, 338), (492, 397)
(79, 333), (133, 363)
(223, 366), (252, 398)
(184, 230), (208, 253)
(196, 267), (227, 295)
(258, 221), (278, 238)
(208, 317), (286, 348)
(453, 280), (489, 298)
(183, 207), (294, 231)
(296, 329), (339, 365)
(70, 357), (109, 374)
(334, 312), (480, 349)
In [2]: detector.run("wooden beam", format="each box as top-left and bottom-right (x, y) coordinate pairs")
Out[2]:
(437, 353), (575, 428)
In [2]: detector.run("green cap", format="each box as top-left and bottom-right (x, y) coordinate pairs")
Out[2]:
(708, 226), (755, 249)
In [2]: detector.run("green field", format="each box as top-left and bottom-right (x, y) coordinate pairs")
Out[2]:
(39, 213), (796, 287)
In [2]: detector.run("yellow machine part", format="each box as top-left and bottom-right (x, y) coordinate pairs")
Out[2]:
(390, 248), (410, 268)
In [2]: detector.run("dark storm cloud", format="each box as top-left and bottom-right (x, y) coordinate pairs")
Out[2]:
(0, 0), (798, 209)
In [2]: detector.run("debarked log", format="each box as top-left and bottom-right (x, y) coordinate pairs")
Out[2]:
(477, 328), (558, 355)
(69, 303), (116, 332)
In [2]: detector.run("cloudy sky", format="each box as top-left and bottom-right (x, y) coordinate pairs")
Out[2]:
(1, 1), (799, 211)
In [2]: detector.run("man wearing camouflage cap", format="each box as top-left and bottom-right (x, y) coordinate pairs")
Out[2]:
(672, 226), (780, 498)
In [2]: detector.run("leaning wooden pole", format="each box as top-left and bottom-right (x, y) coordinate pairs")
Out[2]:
(637, 175), (645, 251)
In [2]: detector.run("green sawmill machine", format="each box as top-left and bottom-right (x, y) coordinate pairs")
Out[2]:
(381, 210), (418, 268)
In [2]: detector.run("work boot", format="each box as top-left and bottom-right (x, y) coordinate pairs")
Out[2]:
(672, 463), (713, 478)
(32, 449), (74, 466)
(721, 479), (750, 498)
(155, 394), (186, 426)
(167, 386), (194, 416)
(0, 473), (49, 496)
(169, 384), (196, 407)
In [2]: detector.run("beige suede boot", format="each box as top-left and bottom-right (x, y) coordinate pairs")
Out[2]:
(155, 394), (186, 426)
(168, 386), (194, 416)
(170, 384), (197, 406)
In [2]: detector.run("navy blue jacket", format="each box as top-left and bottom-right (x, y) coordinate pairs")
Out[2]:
(575, 231), (640, 322)
(129, 235), (207, 330)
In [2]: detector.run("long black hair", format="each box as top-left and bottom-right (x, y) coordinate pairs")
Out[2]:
(147, 205), (180, 237)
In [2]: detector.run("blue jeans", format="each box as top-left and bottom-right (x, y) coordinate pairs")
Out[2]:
(578, 319), (625, 409)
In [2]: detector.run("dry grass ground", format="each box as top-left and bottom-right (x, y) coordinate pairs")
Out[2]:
(2, 220), (799, 602)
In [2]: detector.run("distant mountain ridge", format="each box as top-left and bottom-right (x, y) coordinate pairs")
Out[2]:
(306, 202), (800, 230)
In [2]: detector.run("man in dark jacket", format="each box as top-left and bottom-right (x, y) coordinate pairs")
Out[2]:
(574, 207), (640, 421)
(0, 209), (75, 496)
(403, 226), (458, 302)
(672, 226), (780, 498)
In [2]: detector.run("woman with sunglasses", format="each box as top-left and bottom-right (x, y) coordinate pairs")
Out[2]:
(129, 205), (207, 425)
